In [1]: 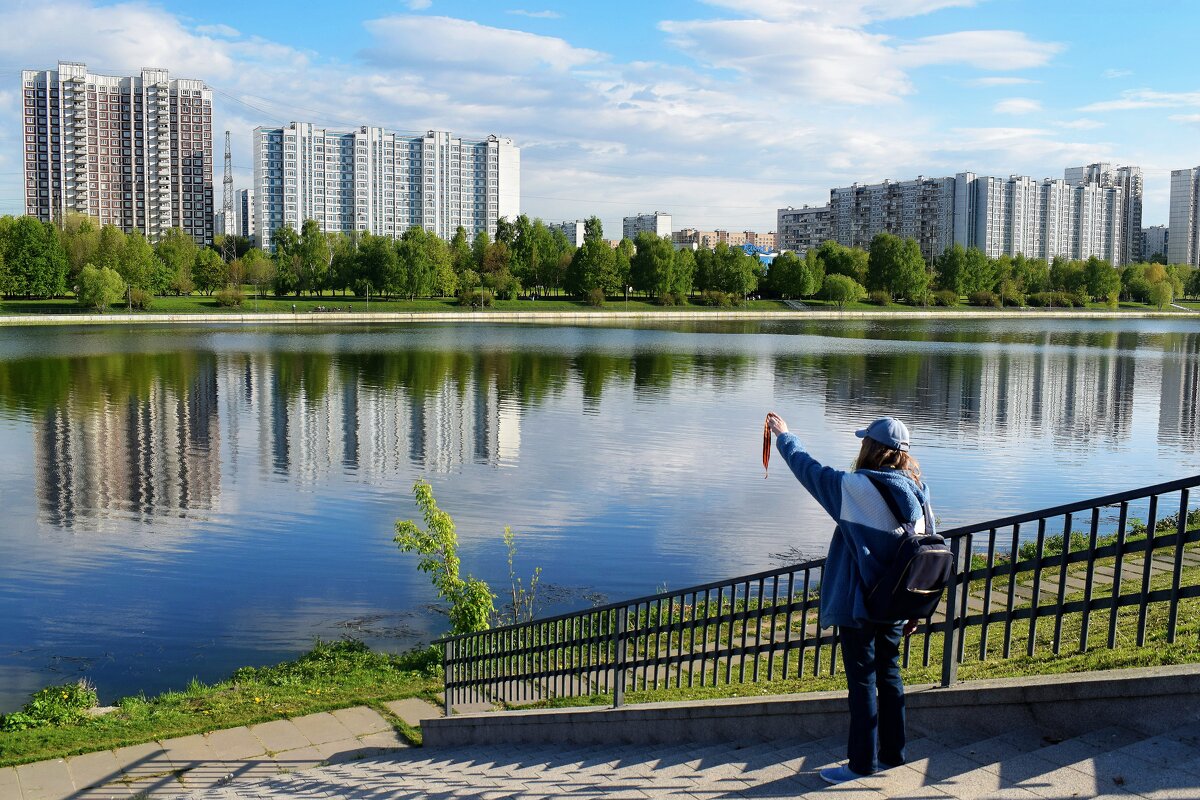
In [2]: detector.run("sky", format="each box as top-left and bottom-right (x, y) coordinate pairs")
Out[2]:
(2, 0), (1198, 236)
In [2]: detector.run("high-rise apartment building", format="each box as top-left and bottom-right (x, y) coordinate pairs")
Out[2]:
(779, 167), (1132, 266)
(622, 211), (672, 240)
(1065, 163), (1143, 264)
(253, 123), (519, 249)
(1168, 168), (1200, 267)
(1143, 225), (1169, 260)
(234, 188), (256, 242)
(21, 62), (214, 244)
(551, 220), (586, 248)
(776, 205), (833, 255)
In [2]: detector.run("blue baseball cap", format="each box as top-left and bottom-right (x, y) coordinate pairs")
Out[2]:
(855, 417), (911, 452)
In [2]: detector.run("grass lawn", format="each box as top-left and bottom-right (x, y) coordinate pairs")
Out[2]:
(0, 640), (441, 768)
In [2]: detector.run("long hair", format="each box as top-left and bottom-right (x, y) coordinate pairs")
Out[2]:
(854, 436), (922, 485)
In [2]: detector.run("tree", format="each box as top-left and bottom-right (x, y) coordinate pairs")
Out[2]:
(243, 248), (276, 300)
(935, 244), (967, 296)
(450, 226), (472, 278)
(1049, 256), (1085, 293)
(1011, 254), (1049, 295)
(566, 237), (617, 297)
(95, 225), (126, 272)
(398, 226), (436, 300)
(327, 232), (359, 295)
(155, 228), (198, 296)
(470, 230), (491, 273)
(5, 217), (68, 298)
(1083, 256), (1120, 301)
(193, 248), (227, 295)
(710, 242), (760, 297)
(821, 273), (866, 307)
(1187, 268), (1200, 300)
(962, 247), (996, 295)
(630, 231), (675, 297)
(671, 247), (695, 297)
(614, 238), (634, 293)
(765, 250), (820, 298)
(816, 240), (869, 285)
(298, 219), (330, 295)
(1149, 279), (1173, 310)
(62, 213), (99, 284)
(356, 234), (399, 298)
(867, 233), (927, 301)
(271, 226), (302, 296)
(77, 264), (125, 311)
(118, 230), (156, 292)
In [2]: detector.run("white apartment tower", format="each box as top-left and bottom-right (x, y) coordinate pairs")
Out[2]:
(21, 62), (214, 244)
(1065, 163), (1143, 265)
(776, 205), (833, 255)
(829, 176), (956, 264)
(623, 212), (672, 240)
(1168, 168), (1200, 267)
(1143, 225), (1169, 260)
(551, 220), (586, 248)
(253, 123), (519, 249)
(234, 188), (256, 242)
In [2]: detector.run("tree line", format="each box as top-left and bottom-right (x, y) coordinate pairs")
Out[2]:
(0, 212), (1194, 311)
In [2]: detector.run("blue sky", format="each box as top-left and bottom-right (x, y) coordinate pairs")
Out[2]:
(3, 0), (1197, 234)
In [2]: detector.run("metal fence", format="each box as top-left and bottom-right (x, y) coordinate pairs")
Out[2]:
(434, 475), (1200, 713)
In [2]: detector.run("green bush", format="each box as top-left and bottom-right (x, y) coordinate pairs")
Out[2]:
(76, 264), (125, 311)
(967, 291), (1001, 308)
(457, 289), (494, 308)
(128, 288), (153, 310)
(214, 288), (245, 307)
(697, 290), (734, 307)
(1028, 291), (1078, 308)
(586, 288), (607, 307)
(0, 681), (98, 732)
(932, 290), (959, 307)
(656, 292), (687, 306)
(819, 274), (866, 307)
(867, 290), (891, 306)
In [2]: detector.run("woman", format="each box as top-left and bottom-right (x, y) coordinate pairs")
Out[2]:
(765, 413), (932, 785)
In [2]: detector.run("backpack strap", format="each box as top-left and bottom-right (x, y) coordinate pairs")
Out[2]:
(865, 473), (926, 533)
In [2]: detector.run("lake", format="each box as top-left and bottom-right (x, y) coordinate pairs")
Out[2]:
(0, 317), (1196, 710)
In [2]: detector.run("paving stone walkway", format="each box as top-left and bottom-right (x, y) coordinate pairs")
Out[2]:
(0, 699), (442, 800)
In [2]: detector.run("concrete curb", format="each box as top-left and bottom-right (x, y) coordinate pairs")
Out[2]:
(422, 663), (1200, 747)
(0, 308), (1191, 327)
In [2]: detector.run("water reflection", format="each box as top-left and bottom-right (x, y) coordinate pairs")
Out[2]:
(4, 325), (1198, 532)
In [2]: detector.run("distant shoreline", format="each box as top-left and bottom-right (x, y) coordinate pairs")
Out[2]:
(0, 308), (1193, 327)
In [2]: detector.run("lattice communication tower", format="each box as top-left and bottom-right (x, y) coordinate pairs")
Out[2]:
(221, 130), (235, 262)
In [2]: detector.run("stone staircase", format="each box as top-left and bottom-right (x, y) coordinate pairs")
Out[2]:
(177, 718), (1200, 799)
(174, 665), (1200, 800)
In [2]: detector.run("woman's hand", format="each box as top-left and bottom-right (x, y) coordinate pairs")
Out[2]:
(903, 618), (921, 637)
(766, 412), (788, 436)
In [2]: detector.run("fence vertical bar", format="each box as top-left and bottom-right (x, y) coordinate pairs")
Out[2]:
(811, 567), (823, 677)
(941, 535), (963, 688)
(1003, 523), (1020, 659)
(687, 591), (698, 688)
(443, 638), (454, 715)
(613, 606), (628, 708)
(1136, 496), (1160, 646)
(957, 534), (973, 663)
(1107, 501), (1130, 649)
(1052, 513), (1073, 655)
(784, 571), (797, 680)
(766, 575), (780, 681)
(1167, 489), (1191, 642)
(1027, 517), (1047, 657)
(979, 529), (997, 660)
(724, 583), (737, 685)
(738, 580), (751, 683)
(1079, 506), (1101, 652)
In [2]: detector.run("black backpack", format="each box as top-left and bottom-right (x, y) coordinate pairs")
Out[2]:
(862, 475), (955, 622)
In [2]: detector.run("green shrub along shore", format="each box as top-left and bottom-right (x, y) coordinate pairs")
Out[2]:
(0, 640), (441, 768)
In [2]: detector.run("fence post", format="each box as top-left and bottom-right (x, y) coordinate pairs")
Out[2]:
(613, 606), (628, 708)
(940, 537), (963, 688)
(443, 638), (453, 716)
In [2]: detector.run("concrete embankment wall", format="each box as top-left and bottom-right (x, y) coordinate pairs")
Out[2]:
(422, 663), (1200, 747)
(0, 309), (1189, 327)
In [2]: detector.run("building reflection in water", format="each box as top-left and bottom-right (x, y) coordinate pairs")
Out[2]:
(26, 328), (1200, 530)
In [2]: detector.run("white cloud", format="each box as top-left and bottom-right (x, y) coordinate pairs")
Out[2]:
(363, 16), (602, 72)
(508, 9), (562, 19)
(195, 23), (240, 38)
(407, 0), (432, 9)
(1102, 68), (1132, 79)
(1056, 118), (1105, 130)
(700, 0), (978, 25)
(1080, 89), (1200, 112)
(969, 76), (1038, 87)
(899, 31), (1062, 70)
(1169, 114), (1200, 125)
(994, 97), (1042, 115)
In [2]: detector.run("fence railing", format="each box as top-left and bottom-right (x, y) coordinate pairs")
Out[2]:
(434, 475), (1200, 714)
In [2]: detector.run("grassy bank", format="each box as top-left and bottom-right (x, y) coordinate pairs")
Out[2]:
(0, 294), (1190, 317)
(0, 640), (441, 768)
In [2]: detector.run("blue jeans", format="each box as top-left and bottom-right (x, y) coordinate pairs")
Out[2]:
(838, 621), (906, 775)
